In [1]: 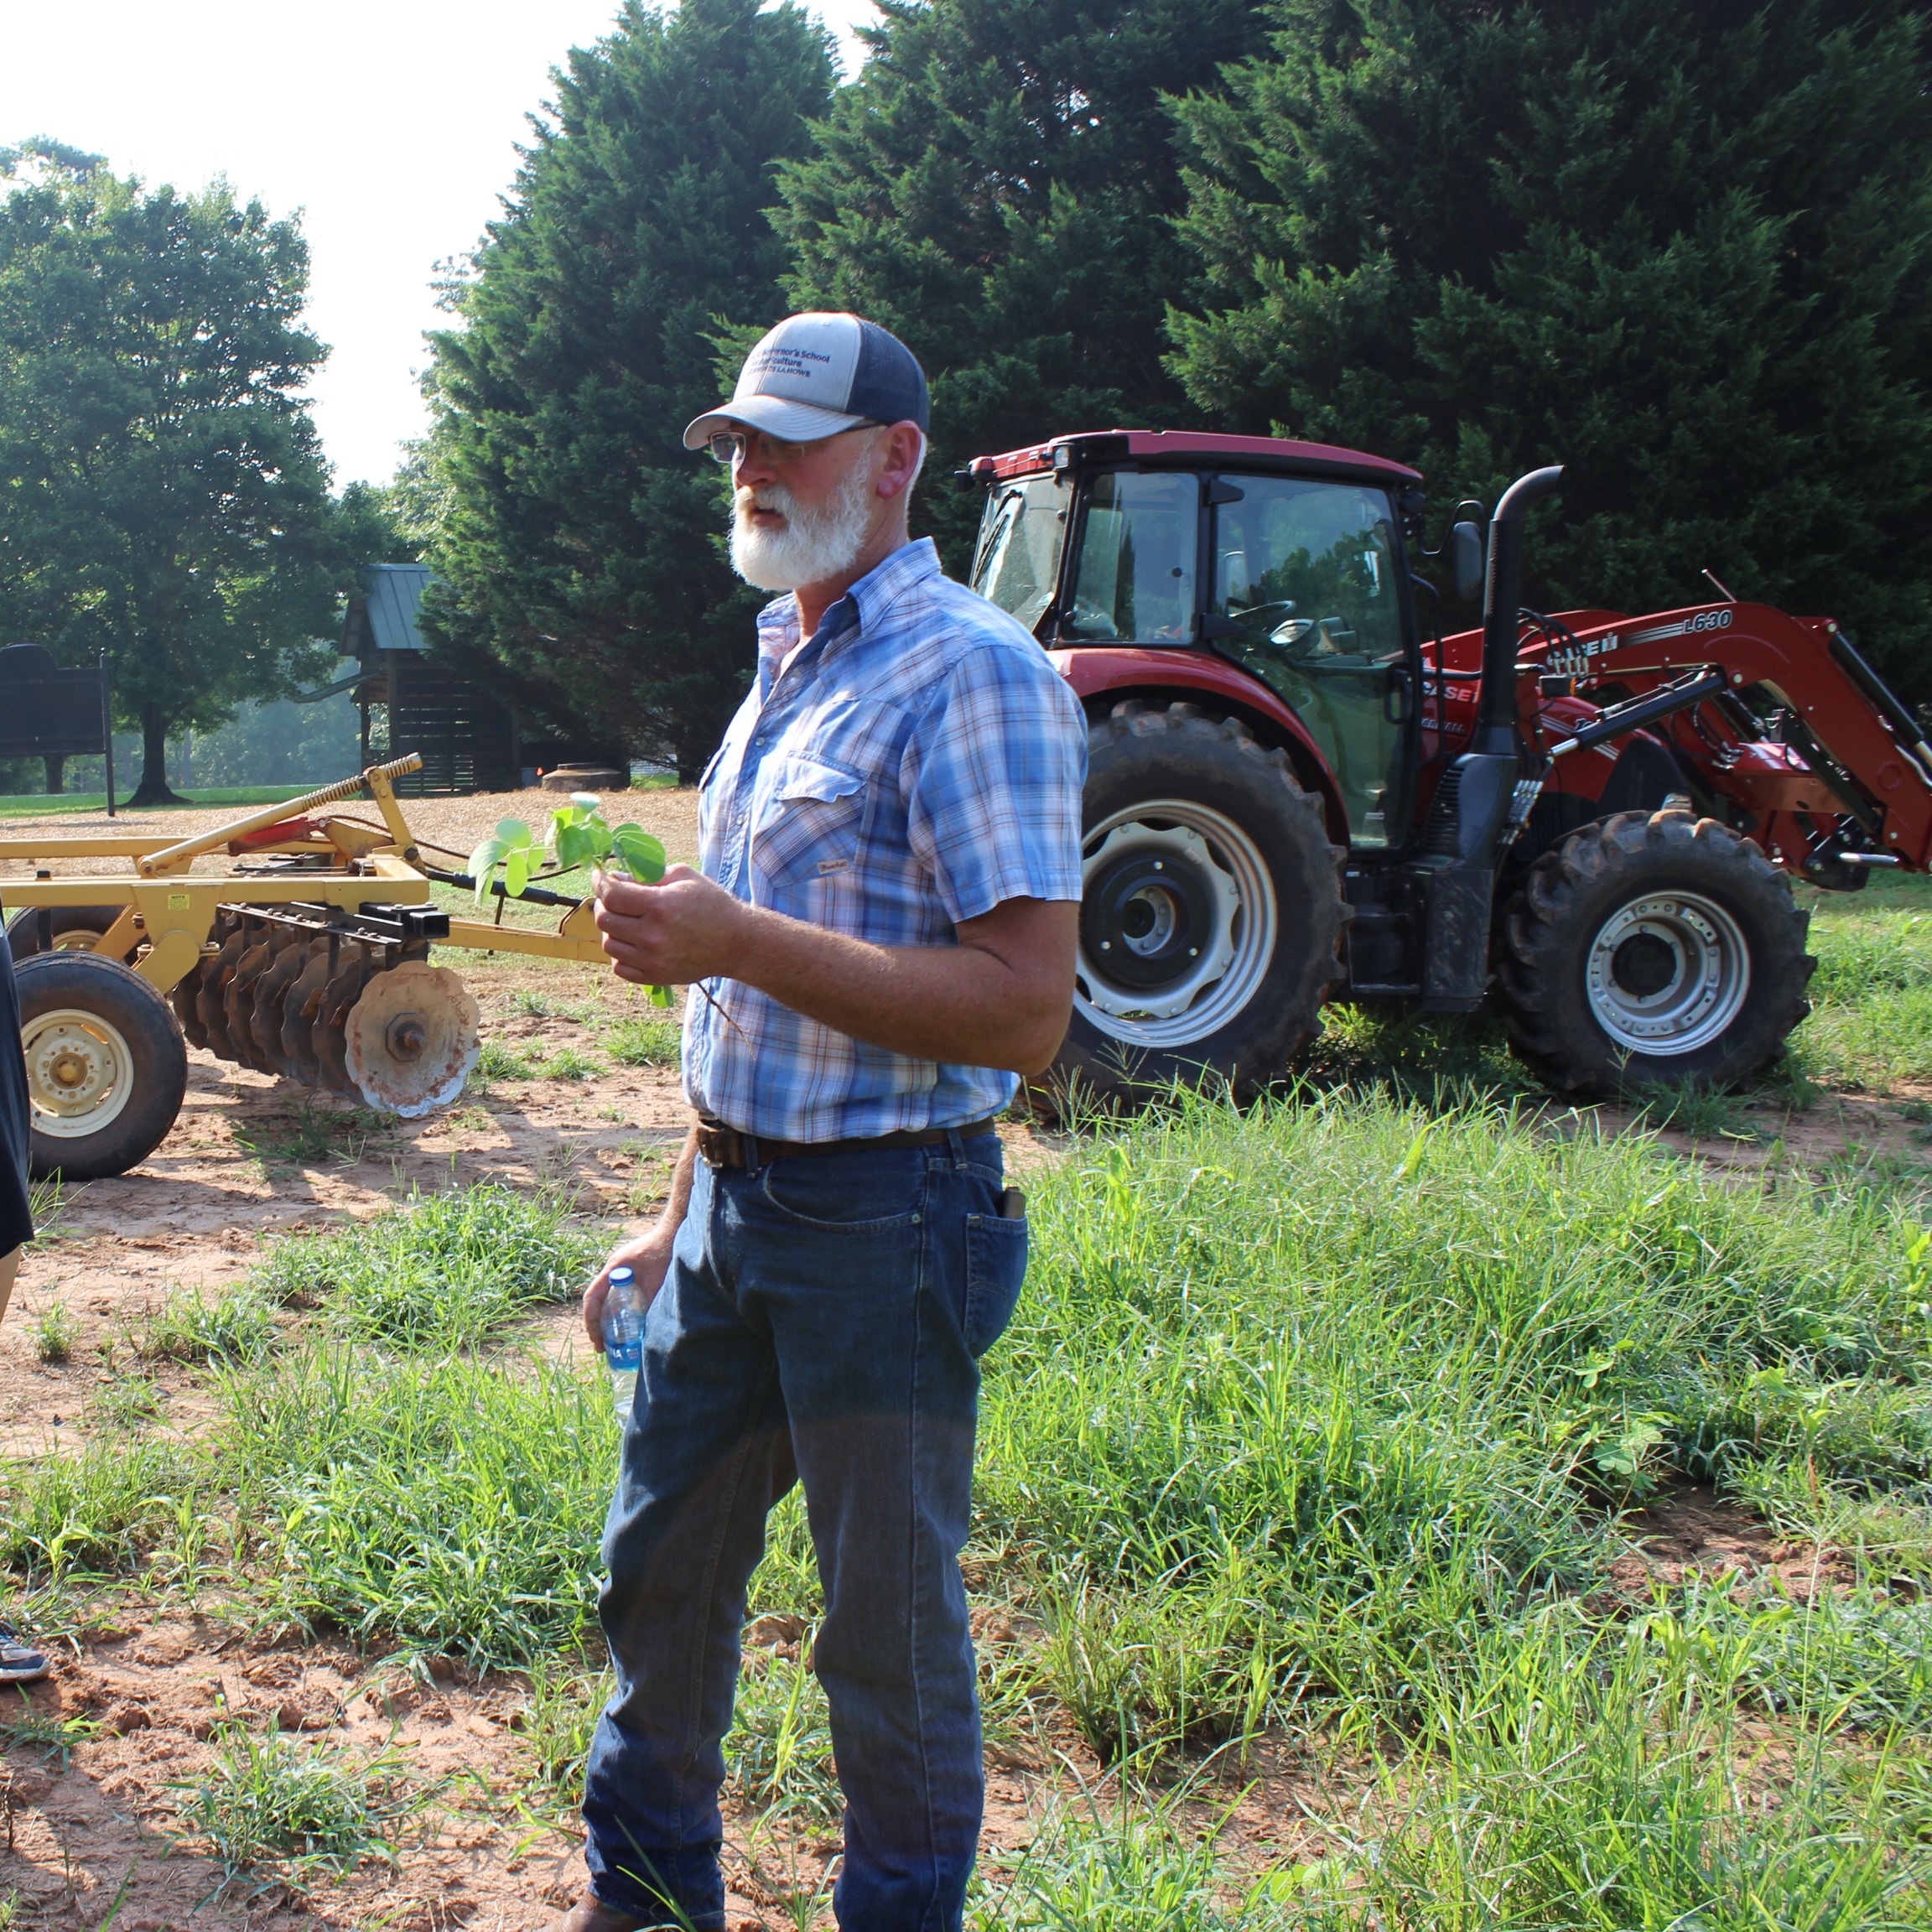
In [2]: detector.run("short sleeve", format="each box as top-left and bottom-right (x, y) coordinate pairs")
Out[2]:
(904, 641), (1088, 926)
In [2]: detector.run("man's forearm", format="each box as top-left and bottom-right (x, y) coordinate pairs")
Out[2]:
(725, 901), (1071, 1072)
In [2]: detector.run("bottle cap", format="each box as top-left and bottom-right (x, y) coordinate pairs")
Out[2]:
(609, 1265), (635, 1285)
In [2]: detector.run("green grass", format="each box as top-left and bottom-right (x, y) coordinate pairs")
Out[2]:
(142, 1282), (278, 1363)
(7, 1097), (1932, 1912)
(169, 1722), (419, 1873)
(0, 785), (312, 820)
(470, 1038), (542, 1083)
(25, 1300), (75, 1364)
(222, 1346), (614, 1659)
(1791, 873), (1932, 1091)
(607, 1014), (683, 1068)
(234, 1101), (396, 1171)
(248, 1182), (598, 1349)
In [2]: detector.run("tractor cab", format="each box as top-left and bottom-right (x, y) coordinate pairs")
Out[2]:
(968, 429), (1426, 853)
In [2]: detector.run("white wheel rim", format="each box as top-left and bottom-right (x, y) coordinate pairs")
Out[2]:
(1585, 891), (1750, 1056)
(1074, 799), (1277, 1050)
(23, 1007), (137, 1138)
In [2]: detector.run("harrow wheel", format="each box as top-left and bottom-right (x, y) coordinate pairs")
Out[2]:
(6, 905), (125, 958)
(16, 952), (188, 1180)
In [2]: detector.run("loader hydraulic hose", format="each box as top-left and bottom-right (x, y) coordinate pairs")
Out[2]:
(1474, 466), (1566, 757)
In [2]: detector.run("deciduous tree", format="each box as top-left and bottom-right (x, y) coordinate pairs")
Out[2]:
(0, 153), (346, 802)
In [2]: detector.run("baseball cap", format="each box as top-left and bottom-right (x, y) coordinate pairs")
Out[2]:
(683, 312), (931, 449)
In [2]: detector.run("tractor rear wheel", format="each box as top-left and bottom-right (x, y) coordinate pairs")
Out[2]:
(1042, 699), (1348, 1114)
(1498, 808), (1814, 1096)
(15, 952), (189, 1180)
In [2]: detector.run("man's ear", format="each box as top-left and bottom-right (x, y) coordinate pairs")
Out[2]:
(875, 422), (927, 501)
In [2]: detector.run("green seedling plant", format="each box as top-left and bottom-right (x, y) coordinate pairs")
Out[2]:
(470, 797), (674, 1008)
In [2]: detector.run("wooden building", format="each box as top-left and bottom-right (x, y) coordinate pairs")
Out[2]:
(342, 566), (518, 796)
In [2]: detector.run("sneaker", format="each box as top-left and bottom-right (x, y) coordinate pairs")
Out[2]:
(0, 1626), (49, 1684)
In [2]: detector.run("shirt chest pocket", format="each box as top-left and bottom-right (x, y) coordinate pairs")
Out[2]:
(750, 757), (867, 891)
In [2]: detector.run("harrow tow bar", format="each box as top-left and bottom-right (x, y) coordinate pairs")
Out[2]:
(136, 752), (425, 875)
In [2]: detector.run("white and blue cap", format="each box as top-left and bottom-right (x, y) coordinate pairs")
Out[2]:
(683, 311), (930, 449)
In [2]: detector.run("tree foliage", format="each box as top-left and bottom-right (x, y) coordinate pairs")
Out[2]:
(0, 160), (349, 802)
(776, 0), (1268, 563)
(421, 0), (835, 781)
(1166, 0), (1932, 684)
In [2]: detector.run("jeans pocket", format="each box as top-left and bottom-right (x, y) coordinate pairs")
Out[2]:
(963, 1213), (1028, 1357)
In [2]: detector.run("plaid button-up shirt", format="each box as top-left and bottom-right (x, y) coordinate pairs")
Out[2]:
(683, 537), (1088, 1141)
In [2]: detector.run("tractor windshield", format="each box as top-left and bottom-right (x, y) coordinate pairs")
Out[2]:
(971, 474), (1067, 631)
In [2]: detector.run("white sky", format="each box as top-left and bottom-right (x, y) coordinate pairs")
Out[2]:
(0, 0), (879, 487)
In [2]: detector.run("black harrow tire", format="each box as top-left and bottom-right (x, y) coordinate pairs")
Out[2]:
(1043, 699), (1349, 1115)
(1498, 808), (1815, 1098)
(15, 952), (189, 1181)
(5, 904), (125, 958)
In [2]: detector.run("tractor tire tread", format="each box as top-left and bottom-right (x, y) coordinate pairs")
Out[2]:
(1498, 808), (1813, 1096)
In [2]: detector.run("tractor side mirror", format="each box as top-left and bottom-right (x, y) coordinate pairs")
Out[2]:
(1452, 521), (1486, 602)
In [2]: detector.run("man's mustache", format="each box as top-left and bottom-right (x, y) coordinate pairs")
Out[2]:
(736, 487), (791, 517)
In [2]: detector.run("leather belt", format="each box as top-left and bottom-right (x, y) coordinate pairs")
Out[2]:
(695, 1116), (1000, 1170)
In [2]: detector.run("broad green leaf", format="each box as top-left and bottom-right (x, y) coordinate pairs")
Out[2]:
(468, 836), (508, 904)
(610, 825), (667, 884)
(504, 847), (531, 897)
(647, 983), (676, 1009)
(570, 791), (602, 810)
(496, 817), (535, 849)
(553, 825), (584, 872)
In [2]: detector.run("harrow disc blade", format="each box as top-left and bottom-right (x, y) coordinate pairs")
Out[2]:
(172, 958), (210, 1052)
(278, 941), (337, 1088)
(195, 926), (252, 1062)
(314, 951), (378, 1098)
(342, 963), (479, 1117)
(247, 937), (312, 1077)
(223, 930), (291, 1074)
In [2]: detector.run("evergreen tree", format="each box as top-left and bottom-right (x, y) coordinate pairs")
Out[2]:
(423, 0), (835, 780)
(1168, 0), (1932, 689)
(0, 154), (346, 803)
(776, 0), (1268, 564)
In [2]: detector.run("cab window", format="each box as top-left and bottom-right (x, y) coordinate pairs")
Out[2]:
(1066, 472), (1197, 642)
(971, 474), (1066, 631)
(1209, 477), (1411, 846)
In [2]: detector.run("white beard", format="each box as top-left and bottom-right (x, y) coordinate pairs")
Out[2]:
(729, 461), (877, 592)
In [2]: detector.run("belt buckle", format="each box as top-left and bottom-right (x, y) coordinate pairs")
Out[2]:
(696, 1122), (740, 1169)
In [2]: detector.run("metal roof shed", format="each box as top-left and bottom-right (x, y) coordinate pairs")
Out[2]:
(342, 565), (517, 795)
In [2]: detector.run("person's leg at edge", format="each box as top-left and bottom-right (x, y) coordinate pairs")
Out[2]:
(734, 1135), (1005, 1931)
(0, 1246), (48, 1686)
(583, 1159), (797, 1931)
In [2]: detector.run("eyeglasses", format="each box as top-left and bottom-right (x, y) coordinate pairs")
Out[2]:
(704, 421), (880, 465)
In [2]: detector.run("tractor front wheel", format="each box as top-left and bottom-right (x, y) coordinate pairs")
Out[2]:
(1498, 808), (1814, 1096)
(1042, 699), (1348, 1114)
(15, 952), (189, 1180)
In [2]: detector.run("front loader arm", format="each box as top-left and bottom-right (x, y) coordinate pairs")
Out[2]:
(1521, 602), (1932, 874)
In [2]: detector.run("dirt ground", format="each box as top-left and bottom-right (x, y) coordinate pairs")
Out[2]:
(0, 783), (1898, 1929)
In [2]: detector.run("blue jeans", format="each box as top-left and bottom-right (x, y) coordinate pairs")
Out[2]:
(582, 1130), (1026, 1932)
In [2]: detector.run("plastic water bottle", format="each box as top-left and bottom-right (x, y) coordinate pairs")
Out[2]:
(601, 1266), (644, 1425)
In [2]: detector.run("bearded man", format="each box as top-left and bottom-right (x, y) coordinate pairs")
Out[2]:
(557, 314), (1087, 1932)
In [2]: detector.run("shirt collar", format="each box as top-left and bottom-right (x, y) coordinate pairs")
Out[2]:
(754, 538), (943, 692)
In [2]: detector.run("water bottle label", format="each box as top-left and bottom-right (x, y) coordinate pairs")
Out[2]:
(607, 1336), (643, 1372)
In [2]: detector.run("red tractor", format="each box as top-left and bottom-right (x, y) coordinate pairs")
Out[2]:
(963, 429), (1932, 1104)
